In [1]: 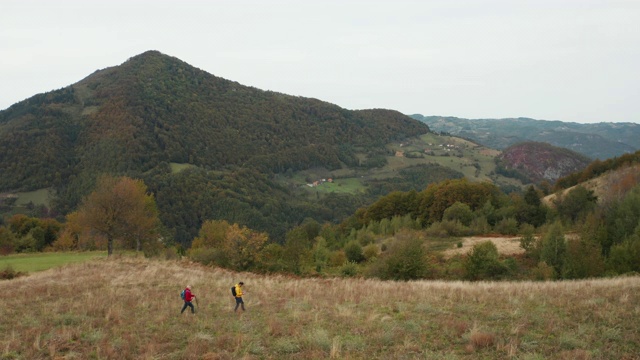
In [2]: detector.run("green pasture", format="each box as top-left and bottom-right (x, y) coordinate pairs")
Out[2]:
(169, 162), (196, 173)
(0, 251), (106, 273)
(313, 178), (366, 194)
(15, 188), (51, 207)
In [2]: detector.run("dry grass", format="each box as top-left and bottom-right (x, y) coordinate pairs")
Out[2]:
(442, 235), (525, 258)
(1, 257), (639, 359)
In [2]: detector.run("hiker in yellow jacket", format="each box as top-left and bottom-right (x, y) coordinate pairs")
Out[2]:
(234, 282), (245, 312)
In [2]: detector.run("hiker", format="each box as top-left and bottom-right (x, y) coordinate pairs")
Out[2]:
(181, 285), (196, 314)
(233, 282), (245, 312)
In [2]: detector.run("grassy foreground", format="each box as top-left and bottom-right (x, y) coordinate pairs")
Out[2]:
(0, 257), (638, 359)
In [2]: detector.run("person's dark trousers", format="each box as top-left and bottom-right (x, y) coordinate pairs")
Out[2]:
(234, 297), (245, 311)
(181, 301), (195, 313)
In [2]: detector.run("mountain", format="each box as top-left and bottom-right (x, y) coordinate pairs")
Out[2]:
(0, 51), (435, 243)
(0, 51), (428, 192)
(496, 142), (592, 184)
(410, 115), (640, 160)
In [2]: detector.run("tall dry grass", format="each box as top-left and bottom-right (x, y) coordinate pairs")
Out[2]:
(1, 256), (638, 359)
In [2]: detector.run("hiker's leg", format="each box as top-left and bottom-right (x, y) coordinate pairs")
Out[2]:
(188, 302), (195, 313)
(181, 302), (188, 314)
(240, 298), (245, 311)
(234, 297), (241, 311)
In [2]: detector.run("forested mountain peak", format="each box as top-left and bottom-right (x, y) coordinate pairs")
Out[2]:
(0, 50), (429, 191)
(0, 51), (430, 242)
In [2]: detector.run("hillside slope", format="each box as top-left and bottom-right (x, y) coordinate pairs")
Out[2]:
(496, 142), (592, 184)
(544, 162), (640, 206)
(411, 115), (640, 160)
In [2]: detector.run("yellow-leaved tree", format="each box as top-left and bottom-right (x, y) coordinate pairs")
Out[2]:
(190, 219), (268, 271)
(76, 176), (160, 256)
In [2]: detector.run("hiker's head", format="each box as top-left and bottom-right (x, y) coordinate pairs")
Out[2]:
(186, 285), (191, 289)
(239, 282), (244, 286)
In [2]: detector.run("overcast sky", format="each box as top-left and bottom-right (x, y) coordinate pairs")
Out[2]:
(2, 0), (639, 123)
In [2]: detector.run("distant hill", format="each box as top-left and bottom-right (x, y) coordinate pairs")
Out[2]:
(496, 142), (592, 184)
(410, 115), (640, 160)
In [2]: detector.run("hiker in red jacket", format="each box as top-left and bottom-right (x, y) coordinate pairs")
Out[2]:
(180, 285), (196, 314)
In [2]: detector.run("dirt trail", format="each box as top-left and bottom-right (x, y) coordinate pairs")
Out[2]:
(442, 235), (524, 258)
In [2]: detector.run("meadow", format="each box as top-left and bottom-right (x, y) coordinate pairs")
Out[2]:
(1, 256), (638, 359)
(0, 252), (105, 273)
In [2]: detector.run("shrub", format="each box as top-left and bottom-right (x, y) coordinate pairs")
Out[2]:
(340, 261), (359, 277)
(532, 261), (556, 280)
(187, 247), (227, 267)
(443, 202), (474, 226)
(328, 250), (347, 267)
(519, 223), (537, 255)
(562, 238), (605, 279)
(540, 222), (566, 275)
(362, 244), (380, 261)
(0, 265), (25, 280)
(344, 240), (365, 263)
(607, 238), (640, 275)
(464, 241), (507, 280)
(425, 220), (471, 237)
(494, 218), (519, 235)
(367, 230), (430, 280)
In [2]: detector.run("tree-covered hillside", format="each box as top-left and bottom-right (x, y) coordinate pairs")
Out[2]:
(0, 51), (433, 243)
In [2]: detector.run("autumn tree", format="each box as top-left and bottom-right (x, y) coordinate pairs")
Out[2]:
(76, 176), (160, 256)
(190, 219), (268, 271)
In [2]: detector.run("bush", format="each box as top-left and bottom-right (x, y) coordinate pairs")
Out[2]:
(532, 261), (556, 280)
(344, 241), (365, 263)
(607, 239), (640, 275)
(0, 265), (25, 280)
(463, 241), (507, 280)
(362, 244), (380, 261)
(340, 261), (359, 277)
(425, 220), (471, 238)
(519, 223), (537, 254)
(443, 202), (474, 226)
(187, 247), (227, 267)
(494, 218), (519, 235)
(366, 230), (430, 280)
(328, 250), (347, 267)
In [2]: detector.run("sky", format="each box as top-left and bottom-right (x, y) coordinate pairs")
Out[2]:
(2, 0), (639, 123)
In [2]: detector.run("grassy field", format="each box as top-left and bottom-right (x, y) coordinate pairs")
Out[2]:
(15, 188), (52, 207)
(170, 163), (196, 174)
(1, 257), (638, 359)
(0, 251), (106, 273)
